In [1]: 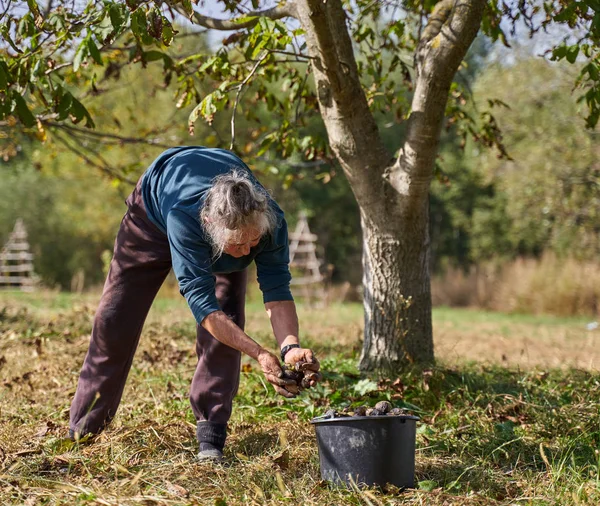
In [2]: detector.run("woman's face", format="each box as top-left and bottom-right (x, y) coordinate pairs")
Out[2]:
(223, 228), (262, 258)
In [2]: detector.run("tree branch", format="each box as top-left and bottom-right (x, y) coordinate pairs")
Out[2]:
(167, 1), (298, 31)
(295, 0), (391, 205)
(45, 121), (175, 149)
(52, 130), (137, 184)
(420, 0), (454, 43)
(390, 0), (486, 202)
(230, 52), (268, 151)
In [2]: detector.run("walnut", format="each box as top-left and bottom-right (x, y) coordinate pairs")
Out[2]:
(375, 401), (392, 413)
(323, 409), (337, 419)
(353, 405), (368, 417)
(388, 407), (410, 416)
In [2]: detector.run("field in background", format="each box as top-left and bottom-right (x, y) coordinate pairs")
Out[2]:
(1, 290), (599, 505)
(2, 287), (598, 371)
(432, 254), (600, 318)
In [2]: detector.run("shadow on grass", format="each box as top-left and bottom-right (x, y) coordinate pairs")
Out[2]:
(311, 361), (600, 498)
(232, 431), (278, 457)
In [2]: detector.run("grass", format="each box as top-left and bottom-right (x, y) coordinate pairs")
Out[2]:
(1, 289), (600, 505)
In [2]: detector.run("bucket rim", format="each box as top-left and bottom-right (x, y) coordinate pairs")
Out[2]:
(310, 414), (420, 424)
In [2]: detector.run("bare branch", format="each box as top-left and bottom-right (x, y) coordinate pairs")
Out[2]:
(42, 0), (53, 19)
(295, 70), (310, 125)
(53, 130), (137, 184)
(166, 1), (298, 31)
(45, 121), (175, 149)
(266, 49), (315, 60)
(0, 0), (13, 22)
(230, 52), (268, 151)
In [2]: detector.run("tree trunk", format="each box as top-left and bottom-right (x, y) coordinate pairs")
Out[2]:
(359, 198), (434, 371)
(295, 0), (485, 372)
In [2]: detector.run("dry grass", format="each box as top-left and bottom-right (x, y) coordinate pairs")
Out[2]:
(432, 254), (600, 317)
(1, 291), (600, 505)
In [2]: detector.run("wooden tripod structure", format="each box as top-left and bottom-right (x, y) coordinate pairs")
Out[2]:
(0, 219), (36, 291)
(288, 212), (324, 303)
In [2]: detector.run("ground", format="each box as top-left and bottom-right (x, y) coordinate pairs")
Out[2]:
(0, 288), (599, 505)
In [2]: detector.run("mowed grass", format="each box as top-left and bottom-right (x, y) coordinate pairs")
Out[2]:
(1, 289), (599, 505)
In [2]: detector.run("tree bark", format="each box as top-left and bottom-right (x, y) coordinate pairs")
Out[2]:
(359, 197), (434, 371)
(294, 0), (485, 371)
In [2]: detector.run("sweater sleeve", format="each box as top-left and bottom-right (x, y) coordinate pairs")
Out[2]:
(255, 217), (293, 303)
(166, 209), (220, 324)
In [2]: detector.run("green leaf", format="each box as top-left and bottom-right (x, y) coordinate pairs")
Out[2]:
(131, 8), (151, 44)
(96, 13), (114, 43)
(144, 50), (166, 62)
(553, 4), (576, 23)
(87, 38), (103, 65)
(352, 379), (378, 396)
(251, 35), (269, 59)
(17, 13), (36, 38)
(551, 44), (567, 61)
(199, 56), (217, 73)
(147, 7), (163, 40)
(235, 15), (259, 25)
(69, 96), (95, 128)
(418, 480), (437, 492)
(161, 17), (176, 46)
(73, 39), (89, 72)
(180, 0), (194, 17)
(566, 45), (580, 64)
(56, 91), (73, 119)
(109, 3), (124, 33)
(0, 61), (9, 91)
(12, 92), (36, 128)
(2, 25), (22, 53)
(0, 94), (11, 119)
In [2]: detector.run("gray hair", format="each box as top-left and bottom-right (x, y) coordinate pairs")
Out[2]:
(200, 169), (277, 256)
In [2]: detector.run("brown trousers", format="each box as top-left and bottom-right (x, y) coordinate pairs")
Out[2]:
(69, 184), (246, 437)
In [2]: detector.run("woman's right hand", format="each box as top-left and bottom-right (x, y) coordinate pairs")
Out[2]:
(257, 350), (297, 398)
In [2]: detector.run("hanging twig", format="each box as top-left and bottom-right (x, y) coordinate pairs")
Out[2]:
(230, 52), (268, 151)
(295, 69), (310, 125)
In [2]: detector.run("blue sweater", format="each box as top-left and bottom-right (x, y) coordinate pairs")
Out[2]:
(140, 146), (293, 324)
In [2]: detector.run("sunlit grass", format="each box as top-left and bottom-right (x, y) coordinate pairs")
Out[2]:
(1, 290), (599, 504)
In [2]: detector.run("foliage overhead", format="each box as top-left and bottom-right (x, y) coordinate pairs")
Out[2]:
(1, 0), (598, 173)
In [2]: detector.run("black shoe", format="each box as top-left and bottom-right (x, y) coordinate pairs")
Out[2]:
(197, 442), (224, 462)
(196, 421), (227, 463)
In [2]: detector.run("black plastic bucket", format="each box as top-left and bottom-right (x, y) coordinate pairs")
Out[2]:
(311, 414), (419, 489)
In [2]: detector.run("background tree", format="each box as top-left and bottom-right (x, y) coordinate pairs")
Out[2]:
(2, 0), (599, 371)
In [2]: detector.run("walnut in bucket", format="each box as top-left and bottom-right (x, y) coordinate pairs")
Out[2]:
(319, 403), (412, 419)
(375, 401), (392, 413)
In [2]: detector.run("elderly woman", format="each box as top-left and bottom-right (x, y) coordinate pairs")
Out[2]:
(69, 146), (319, 461)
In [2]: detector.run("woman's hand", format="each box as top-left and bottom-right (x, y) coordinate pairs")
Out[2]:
(284, 347), (320, 372)
(256, 350), (297, 398)
(283, 347), (321, 388)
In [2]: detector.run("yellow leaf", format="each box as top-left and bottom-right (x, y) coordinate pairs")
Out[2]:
(36, 118), (47, 142)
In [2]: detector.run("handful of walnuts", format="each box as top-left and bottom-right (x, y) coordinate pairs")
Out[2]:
(280, 360), (322, 395)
